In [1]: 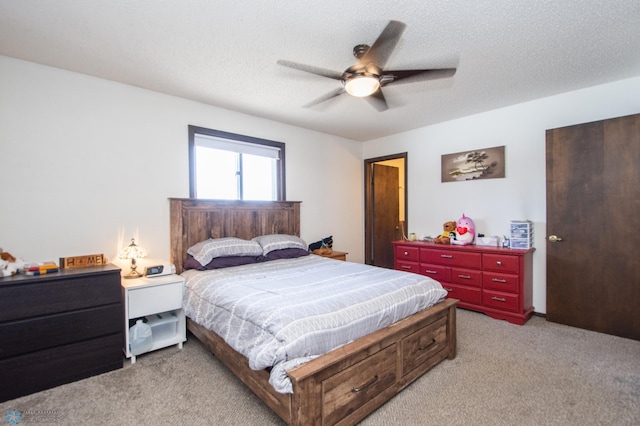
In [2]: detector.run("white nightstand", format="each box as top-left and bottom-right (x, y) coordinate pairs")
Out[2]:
(121, 274), (186, 363)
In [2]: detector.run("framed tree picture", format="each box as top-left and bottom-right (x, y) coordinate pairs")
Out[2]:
(441, 146), (505, 182)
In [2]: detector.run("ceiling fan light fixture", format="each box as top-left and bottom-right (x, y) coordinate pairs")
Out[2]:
(344, 75), (380, 97)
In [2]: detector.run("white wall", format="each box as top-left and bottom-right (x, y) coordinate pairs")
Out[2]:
(3, 54), (640, 315)
(0, 56), (365, 270)
(363, 76), (640, 313)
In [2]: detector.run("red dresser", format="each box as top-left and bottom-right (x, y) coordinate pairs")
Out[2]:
(393, 241), (535, 325)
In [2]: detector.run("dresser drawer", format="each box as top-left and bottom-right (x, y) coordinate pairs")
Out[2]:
(419, 263), (451, 282)
(421, 249), (482, 269)
(0, 334), (122, 402)
(483, 290), (519, 312)
(128, 281), (183, 318)
(402, 316), (448, 375)
(483, 272), (519, 294)
(395, 245), (420, 262)
(441, 282), (482, 305)
(483, 254), (519, 274)
(0, 273), (121, 322)
(450, 267), (482, 287)
(322, 344), (397, 425)
(396, 260), (420, 273)
(0, 304), (122, 359)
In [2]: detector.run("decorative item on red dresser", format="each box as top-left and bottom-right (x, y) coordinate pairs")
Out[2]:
(393, 240), (534, 325)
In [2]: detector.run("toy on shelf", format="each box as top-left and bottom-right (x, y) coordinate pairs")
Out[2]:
(434, 221), (457, 244)
(0, 250), (25, 277)
(451, 214), (476, 246)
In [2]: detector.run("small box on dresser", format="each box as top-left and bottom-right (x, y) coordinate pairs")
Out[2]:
(510, 220), (534, 249)
(393, 240), (535, 325)
(0, 264), (123, 402)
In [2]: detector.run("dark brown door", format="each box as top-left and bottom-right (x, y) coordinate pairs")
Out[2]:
(370, 163), (400, 269)
(546, 113), (640, 340)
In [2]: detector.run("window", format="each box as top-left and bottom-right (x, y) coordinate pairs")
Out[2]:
(188, 126), (285, 200)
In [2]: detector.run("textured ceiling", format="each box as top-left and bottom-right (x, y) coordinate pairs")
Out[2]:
(1, 1), (639, 141)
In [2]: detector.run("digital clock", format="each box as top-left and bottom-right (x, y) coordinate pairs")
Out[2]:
(143, 264), (176, 277)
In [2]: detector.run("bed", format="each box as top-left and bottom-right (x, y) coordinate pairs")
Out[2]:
(169, 198), (457, 426)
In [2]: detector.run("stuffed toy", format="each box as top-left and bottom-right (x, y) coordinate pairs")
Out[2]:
(311, 239), (333, 255)
(451, 214), (476, 246)
(309, 236), (333, 252)
(0, 251), (24, 277)
(434, 221), (457, 244)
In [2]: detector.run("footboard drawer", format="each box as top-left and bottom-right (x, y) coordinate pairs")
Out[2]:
(401, 316), (448, 375)
(322, 344), (397, 425)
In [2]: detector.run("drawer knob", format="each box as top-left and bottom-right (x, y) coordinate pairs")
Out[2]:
(496, 261), (502, 266)
(441, 254), (453, 259)
(492, 278), (507, 283)
(401, 265), (411, 270)
(491, 296), (507, 302)
(458, 274), (471, 279)
(404, 251), (409, 256)
(352, 375), (379, 393)
(425, 270), (437, 274)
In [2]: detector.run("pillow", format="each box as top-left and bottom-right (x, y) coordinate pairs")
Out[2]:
(184, 254), (258, 270)
(252, 234), (307, 255)
(187, 237), (263, 266)
(260, 248), (309, 261)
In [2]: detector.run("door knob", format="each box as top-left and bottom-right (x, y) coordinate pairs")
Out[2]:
(548, 235), (563, 242)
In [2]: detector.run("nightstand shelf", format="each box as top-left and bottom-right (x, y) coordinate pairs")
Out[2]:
(121, 274), (186, 363)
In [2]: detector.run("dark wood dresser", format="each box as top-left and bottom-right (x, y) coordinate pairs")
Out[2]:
(0, 264), (123, 402)
(393, 241), (535, 325)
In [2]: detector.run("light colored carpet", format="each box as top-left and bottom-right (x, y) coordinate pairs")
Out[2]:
(2, 309), (638, 425)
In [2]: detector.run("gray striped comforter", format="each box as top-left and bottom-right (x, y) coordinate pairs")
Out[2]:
(182, 254), (447, 393)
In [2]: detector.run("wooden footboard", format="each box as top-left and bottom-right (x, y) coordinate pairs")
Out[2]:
(188, 298), (457, 426)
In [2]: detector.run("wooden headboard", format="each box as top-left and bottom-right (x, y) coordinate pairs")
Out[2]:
(169, 198), (302, 274)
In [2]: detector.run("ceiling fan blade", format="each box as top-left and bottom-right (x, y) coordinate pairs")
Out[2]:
(381, 68), (457, 86)
(277, 59), (343, 80)
(364, 89), (388, 112)
(304, 87), (346, 108)
(360, 20), (406, 69)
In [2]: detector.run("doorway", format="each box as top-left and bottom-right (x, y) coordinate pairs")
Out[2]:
(364, 153), (407, 268)
(546, 113), (640, 341)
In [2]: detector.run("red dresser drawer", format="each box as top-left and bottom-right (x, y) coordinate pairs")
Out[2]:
(420, 263), (451, 282)
(483, 272), (519, 293)
(442, 282), (482, 305)
(483, 254), (519, 274)
(395, 246), (419, 262)
(396, 260), (419, 273)
(483, 290), (519, 312)
(450, 267), (482, 287)
(421, 249), (482, 269)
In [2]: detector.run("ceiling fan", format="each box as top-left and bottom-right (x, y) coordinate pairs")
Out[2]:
(277, 20), (457, 111)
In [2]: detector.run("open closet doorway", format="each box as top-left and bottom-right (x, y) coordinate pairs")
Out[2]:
(364, 153), (407, 268)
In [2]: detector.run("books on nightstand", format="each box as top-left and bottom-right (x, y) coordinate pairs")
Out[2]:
(23, 261), (60, 275)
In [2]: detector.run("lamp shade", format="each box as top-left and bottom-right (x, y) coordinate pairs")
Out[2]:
(119, 238), (147, 278)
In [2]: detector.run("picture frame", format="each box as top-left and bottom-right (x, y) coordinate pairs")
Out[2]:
(441, 145), (505, 182)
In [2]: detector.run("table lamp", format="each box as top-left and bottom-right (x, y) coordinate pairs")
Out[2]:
(119, 238), (147, 279)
